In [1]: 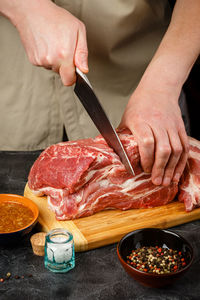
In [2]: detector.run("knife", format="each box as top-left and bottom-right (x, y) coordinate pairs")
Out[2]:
(74, 67), (135, 176)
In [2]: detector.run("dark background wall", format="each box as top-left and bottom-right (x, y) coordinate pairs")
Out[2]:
(184, 62), (200, 140)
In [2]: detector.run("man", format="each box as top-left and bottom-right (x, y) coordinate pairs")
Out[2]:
(0, 0), (200, 187)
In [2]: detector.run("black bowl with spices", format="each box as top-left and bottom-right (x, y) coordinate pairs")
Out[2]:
(117, 228), (194, 288)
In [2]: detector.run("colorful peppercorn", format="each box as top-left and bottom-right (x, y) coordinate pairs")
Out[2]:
(127, 246), (187, 274)
(0, 273), (33, 283)
(6, 272), (11, 279)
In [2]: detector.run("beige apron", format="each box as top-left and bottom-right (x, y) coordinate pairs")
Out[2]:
(0, 0), (171, 150)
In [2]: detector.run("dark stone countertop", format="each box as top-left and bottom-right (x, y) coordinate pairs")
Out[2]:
(0, 151), (200, 300)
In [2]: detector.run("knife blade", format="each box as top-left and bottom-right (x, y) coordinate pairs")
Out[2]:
(74, 68), (135, 176)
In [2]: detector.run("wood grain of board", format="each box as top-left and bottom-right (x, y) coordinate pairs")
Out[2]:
(24, 183), (200, 252)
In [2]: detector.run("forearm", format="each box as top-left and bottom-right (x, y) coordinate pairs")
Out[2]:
(0, 0), (52, 25)
(142, 0), (200, 95)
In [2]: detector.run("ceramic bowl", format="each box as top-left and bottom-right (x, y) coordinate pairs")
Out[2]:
(0, 194), (39, 245)
(117, 228), (193, 288)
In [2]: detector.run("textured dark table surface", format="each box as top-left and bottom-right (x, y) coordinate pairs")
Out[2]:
(0, 151), (200, 300)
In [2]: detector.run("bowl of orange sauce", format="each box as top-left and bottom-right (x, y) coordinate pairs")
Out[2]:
(0, 194), (39, 244)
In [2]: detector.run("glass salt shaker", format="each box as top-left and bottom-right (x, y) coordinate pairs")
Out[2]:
(44, 228), (75, 273)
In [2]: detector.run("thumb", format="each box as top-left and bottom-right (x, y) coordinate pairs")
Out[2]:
(74, 26), (88, 73)
(117, 117), (126, 130)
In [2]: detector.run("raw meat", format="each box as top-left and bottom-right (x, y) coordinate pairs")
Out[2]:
(178, 137), (200, 211)
(28, 129), (179, 220)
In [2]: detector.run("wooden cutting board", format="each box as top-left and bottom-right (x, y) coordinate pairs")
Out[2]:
(24, 183), (200, 252)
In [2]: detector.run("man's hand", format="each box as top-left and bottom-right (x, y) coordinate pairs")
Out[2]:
(0, 0), (88, 85)
(119, 59), (189, 186)
(120, 0), (200, 186)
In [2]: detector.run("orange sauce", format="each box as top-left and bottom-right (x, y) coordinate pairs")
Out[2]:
(0, 201), (34, 233)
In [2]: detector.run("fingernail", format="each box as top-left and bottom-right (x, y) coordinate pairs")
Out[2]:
(163, 177), (171, 186)
(153, 177), (162, 185)
(173, 173), (180, 182)
(80, 54), (88, 71)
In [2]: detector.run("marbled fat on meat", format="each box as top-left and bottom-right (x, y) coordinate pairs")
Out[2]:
(28, 130), (180, 220)
(178, 137), (200, 211)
